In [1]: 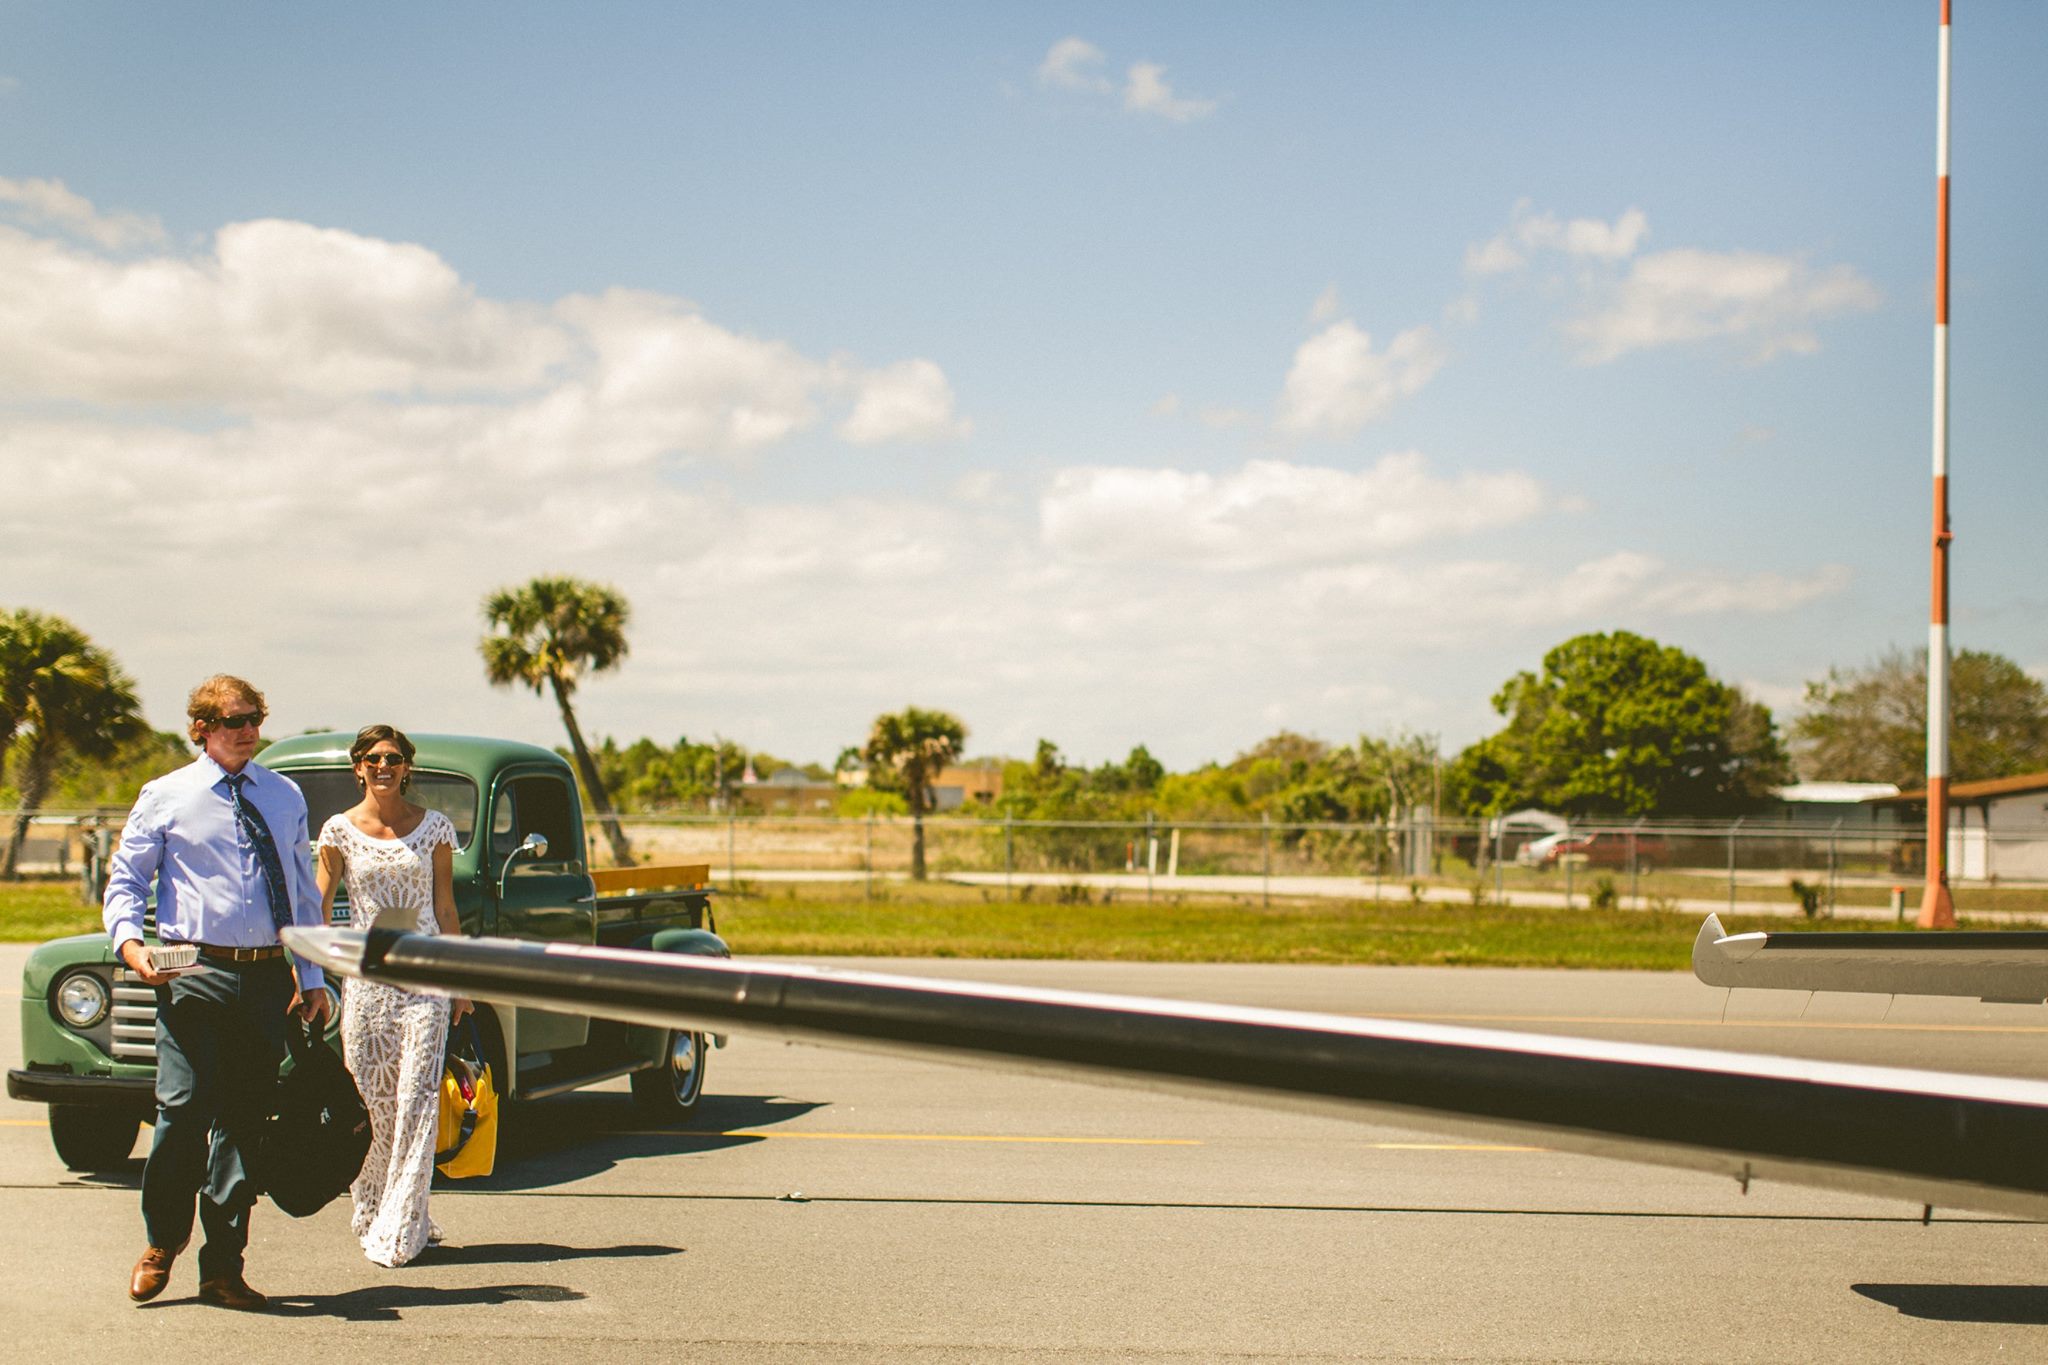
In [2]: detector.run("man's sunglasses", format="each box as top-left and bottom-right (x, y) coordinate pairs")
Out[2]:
(212, 713), (264, 731)
(359, 753), (409, 769)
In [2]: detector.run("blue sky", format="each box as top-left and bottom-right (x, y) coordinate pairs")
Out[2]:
(3, 3), (2043, 770)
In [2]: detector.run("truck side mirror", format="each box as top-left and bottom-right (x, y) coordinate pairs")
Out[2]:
(496, 832), (549, 898)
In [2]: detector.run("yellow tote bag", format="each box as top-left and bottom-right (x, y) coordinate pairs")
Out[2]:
(435, 1020), (498, 1178)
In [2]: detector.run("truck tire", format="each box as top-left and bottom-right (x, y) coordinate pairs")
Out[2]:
(49, 1105), (143, 1171)
(630, 1029), (708, 1120)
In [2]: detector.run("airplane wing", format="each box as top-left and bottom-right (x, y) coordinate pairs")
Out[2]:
(1692, 912), (2048, 1004)
(284, 925), (2048, 1220)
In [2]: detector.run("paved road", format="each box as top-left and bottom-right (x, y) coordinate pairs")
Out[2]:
(6, 946), (2048, 1361)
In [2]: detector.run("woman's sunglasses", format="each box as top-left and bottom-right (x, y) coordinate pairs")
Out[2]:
(212, 713), (264, 731)
(359, 753), (409, 769)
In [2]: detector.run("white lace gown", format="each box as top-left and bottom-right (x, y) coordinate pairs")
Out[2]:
(318, 808), (456, 1267)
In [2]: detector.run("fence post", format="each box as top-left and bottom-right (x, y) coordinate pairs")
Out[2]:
(1493, 818), (1504, 904)
(1146, 812), (1155, 903)
(865, 810), (875, 901)
(1828, 819), (1842, 917)
(1727, 816), (1744, 915)
(1262, 812), (1272, 910)
(1003, 814), (1013, 899)
(1629, 818), (1642, 909)
(1564, 817), (1574, 910)
(726, 811), (736, 886)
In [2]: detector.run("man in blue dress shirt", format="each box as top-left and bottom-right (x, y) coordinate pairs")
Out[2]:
(104, 674), (334, 1311)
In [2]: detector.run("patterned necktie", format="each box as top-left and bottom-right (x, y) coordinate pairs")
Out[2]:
(225, 772), (295, 934)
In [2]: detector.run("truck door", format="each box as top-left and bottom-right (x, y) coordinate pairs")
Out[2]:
(488, 767), (595, 1053)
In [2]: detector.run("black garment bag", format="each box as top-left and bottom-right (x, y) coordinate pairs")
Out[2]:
(253, 1018), (373, 1217)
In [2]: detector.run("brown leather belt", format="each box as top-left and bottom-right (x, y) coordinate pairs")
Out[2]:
(194, 943), (285, 963)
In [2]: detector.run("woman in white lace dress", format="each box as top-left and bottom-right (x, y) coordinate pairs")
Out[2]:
(314, 725), (473, 1268)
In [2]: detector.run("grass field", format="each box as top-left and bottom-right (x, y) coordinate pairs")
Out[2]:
(4, 876), (2009, 971)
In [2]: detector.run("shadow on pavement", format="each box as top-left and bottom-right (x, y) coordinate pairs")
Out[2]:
(1852, 1283), (2048, 1324)
(446, 1090), (825, 1192)
(268, 1281), (590, 1322)
(416, 1240), (681, 1267)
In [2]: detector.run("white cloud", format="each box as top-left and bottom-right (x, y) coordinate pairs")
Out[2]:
(1309, 284), (1341, 324)
(1463, 235), (1527, 277)
(0, 218), (567, 404)
(1149, 393), (1182, 418)
(1566, 248), (1881, 365)
(1275, 320), (1446, 437)
(0, 175), (163, 249)
(1036, 39), (1214, 121)
(1465, 202), (1877, 365)
(1039, 452), (1546, 569)
(1123, 62), (1216, 122)
(0, 391), (1855, 769)
(1519, 206), (1649, 259)
(1466, 202), (1649, 277)
(1038, 37), (1111, 92)
(837, 358), (972, 445)
(1300, 552), (1851, 635)
(0, 215), (968, 461)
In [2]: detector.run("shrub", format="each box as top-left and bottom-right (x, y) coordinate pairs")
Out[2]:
(1788, 878), (1823, 919)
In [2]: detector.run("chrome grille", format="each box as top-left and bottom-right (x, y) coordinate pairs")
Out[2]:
(110, 972), (158, 1061)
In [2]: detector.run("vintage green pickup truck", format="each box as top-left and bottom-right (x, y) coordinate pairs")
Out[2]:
(8, 732), (727, 1170)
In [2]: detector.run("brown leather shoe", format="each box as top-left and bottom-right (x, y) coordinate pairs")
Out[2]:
(196, 1273), (268, 1312)
(129, 1245), (178, 1303)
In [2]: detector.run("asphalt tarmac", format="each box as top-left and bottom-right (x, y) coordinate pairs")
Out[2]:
(6, 945), (2048, 1361)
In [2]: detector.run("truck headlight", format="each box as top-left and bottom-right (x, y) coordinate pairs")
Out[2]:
(55, 972), (110, 1029)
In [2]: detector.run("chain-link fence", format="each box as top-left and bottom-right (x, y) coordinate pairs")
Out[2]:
(595, 811), (2048, 920)
(11, 806), (2046, 921)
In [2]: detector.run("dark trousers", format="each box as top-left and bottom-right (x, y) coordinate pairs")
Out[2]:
(142, 957), (292, 1279)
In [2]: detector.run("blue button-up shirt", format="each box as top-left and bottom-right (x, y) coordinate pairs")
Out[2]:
(103, 754), (326, 991)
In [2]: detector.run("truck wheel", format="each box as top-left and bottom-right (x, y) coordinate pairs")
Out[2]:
(48, 1106), (143, 1171)
(630, 1029), (707, 1120)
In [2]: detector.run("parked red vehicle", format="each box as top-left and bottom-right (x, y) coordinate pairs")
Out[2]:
(1519, 830), (1669, 870)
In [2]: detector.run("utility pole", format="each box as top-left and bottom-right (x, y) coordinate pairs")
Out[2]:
(1920, 0), (1957, 929)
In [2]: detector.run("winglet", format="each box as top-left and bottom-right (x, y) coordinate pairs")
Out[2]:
(1692, 914), (1736, 987)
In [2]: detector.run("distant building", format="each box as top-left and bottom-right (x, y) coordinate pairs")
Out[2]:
(830, 762), (1002, 810)
(1767, 781), (1903, 829)
(932, 764), (1002, 811)
(735, 766), (836, 814)
(1875, 772), (2048, 881)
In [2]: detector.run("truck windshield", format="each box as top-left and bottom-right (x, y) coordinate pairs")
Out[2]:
(277, 768), (480, 852)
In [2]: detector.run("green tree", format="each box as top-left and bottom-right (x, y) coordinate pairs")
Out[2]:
(0, 611), (146, 876)
(1447, 631), (1790, 818)
(860, 706), (967, 880)
(481, 576), (636, 865)
(1793, 647), (2048, 785)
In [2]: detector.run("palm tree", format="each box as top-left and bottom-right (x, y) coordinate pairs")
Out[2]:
(0, 608), (36, 794)
(1, 612), (145, 877)
(480, 577), (636, 866)
(861, 706), (968, 880)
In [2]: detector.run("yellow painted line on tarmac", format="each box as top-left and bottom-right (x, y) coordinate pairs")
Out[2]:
(1374, 1012), (2048, 1036)
(716, 1129), (1199, 1146)
(1370, 1141), (1547, 1152)
(1, 1119), (48, 1127)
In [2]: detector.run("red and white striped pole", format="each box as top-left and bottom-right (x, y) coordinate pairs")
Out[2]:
(1919, 0), (1957, 929)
